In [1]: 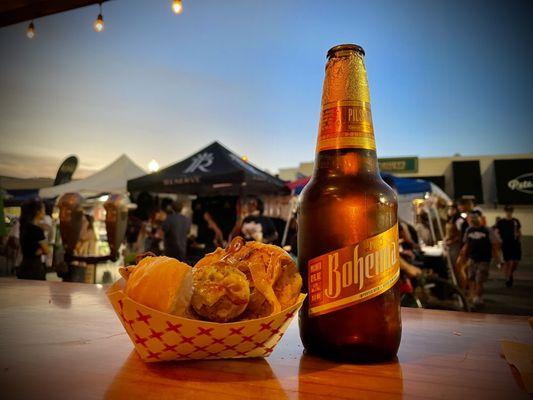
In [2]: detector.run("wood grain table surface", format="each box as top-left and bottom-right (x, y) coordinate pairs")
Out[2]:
(0, 278), (531, 400)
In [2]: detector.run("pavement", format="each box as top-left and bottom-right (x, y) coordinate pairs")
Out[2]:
(478, 262), (533, 316)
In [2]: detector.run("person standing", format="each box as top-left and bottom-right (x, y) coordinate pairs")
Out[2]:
(459, 210), (500, 307)
(202, 211), (224, 250)
(124, 214), (143, 266)
(445, 203), (462, 268)
(6, 217), (21, 274)
(17, 198), (49, 280)
(193, 201), (224, 252)
(162, 202), (191, 261)
(75, 214), (98, 283)
(38, 202), (54, 269)
(496, 205), (522, 287)
(457, 198), (474, 241)
(239, 197), (278, 244)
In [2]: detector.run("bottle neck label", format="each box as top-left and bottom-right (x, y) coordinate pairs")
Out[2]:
(316, 100), (376, 152)
(307, 223), (399, 317)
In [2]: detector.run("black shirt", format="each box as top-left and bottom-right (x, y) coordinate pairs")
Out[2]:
(197, 218), (215, 244)
(162, 213), (191, 260)
(20, 223), (45, 258)
(464, 226), (493, 262)
(241, 215), (277, 243)
(496, 218), (521, 244)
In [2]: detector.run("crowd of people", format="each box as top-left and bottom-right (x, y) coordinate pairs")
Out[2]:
(3, 194), (284, 282)
(446, 200), (522, 307)
(1, 193), (524, 313)
(389, 181), (523, 310)
(4, 197), (98, 282)
(123, 195), (281, 267)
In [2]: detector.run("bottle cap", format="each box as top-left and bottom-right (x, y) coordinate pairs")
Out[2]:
(327, 44), (365, 59)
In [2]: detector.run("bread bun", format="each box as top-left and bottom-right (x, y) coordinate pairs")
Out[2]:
(124, 256), (192, 316)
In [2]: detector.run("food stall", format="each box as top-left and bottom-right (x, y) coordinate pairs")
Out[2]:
(127, 141), (290, 255)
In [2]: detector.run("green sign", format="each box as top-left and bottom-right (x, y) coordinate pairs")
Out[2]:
(378, 157), (418, 173)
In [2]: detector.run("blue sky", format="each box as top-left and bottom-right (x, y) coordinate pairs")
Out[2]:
(0, 0), (532, 178)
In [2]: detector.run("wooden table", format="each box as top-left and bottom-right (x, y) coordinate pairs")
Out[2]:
(0, 278), (530, 399)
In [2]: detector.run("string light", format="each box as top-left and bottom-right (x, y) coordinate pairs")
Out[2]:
(172, 0), (184, 14)
(242, 155), (249, 162)
(26, 21), (35, 39)
(94, 3), (104, 32)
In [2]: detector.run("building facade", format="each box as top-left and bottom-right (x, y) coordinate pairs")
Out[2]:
(279, 153), (533, 263)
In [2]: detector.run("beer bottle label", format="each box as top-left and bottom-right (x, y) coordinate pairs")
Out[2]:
(316, 100), (376, 152)
(307, 224), (399, 317)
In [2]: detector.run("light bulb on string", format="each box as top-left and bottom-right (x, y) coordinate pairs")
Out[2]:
(26, 21), (35, 39)
(94, 14), (104, 32)
(94, 3), (104, 32)
(172, 0), (183, 14)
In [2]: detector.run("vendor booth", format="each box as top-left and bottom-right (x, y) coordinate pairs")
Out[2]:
(381, 173), (450, 228)
(34, 155), (143, 283)
(127, 141), (288, 196)
(39, 155), (145, 199)
(287, 173), (450, 226)
(286, 173), (451, 252)
(127, 142), (289, 259)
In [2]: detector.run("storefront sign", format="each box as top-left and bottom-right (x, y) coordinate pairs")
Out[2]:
(494, 159), (533, 204)
(378, 157), (418, 173)
(507, 173), (533, 194)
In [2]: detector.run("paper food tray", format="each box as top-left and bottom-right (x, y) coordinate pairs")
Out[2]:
(107, 279), (305, 362)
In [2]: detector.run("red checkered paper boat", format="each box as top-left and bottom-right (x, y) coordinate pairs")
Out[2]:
(107, 279), (305, 362)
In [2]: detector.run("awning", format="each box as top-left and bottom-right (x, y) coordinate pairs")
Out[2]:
(0, 0), (110, 27)
(128, 142), (288, 196)
(287, 173), (434, 196)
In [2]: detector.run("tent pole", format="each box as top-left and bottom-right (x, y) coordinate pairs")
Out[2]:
(433, 204), (444, 242)
(426, 205), (436, 245)
(281, 194), (296, 247)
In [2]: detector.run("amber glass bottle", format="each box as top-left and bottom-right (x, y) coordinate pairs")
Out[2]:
(298, 44), (401, 362)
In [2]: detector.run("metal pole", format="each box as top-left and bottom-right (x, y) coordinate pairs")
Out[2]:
(426, 205), (436, 245)
(281, 195), (296, 247)
(433, 204), (445, 242)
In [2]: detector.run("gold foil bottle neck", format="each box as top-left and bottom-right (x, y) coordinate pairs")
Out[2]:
(316, 44), (376, 152)
(321, 49), (371, 107)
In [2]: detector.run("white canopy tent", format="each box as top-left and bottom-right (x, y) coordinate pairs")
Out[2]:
(39, 155), (145, 198)
(397, 182), (451, 226)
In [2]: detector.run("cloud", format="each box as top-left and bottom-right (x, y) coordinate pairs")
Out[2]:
(0, 151), (97, 179)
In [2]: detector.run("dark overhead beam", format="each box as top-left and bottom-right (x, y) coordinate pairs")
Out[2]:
(0, 0), (111, 28)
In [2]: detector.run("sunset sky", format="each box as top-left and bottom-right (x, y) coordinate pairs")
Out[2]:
(1, 0), (532, 179)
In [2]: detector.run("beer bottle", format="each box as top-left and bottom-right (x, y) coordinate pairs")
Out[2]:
(298, 44), (401, 362)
